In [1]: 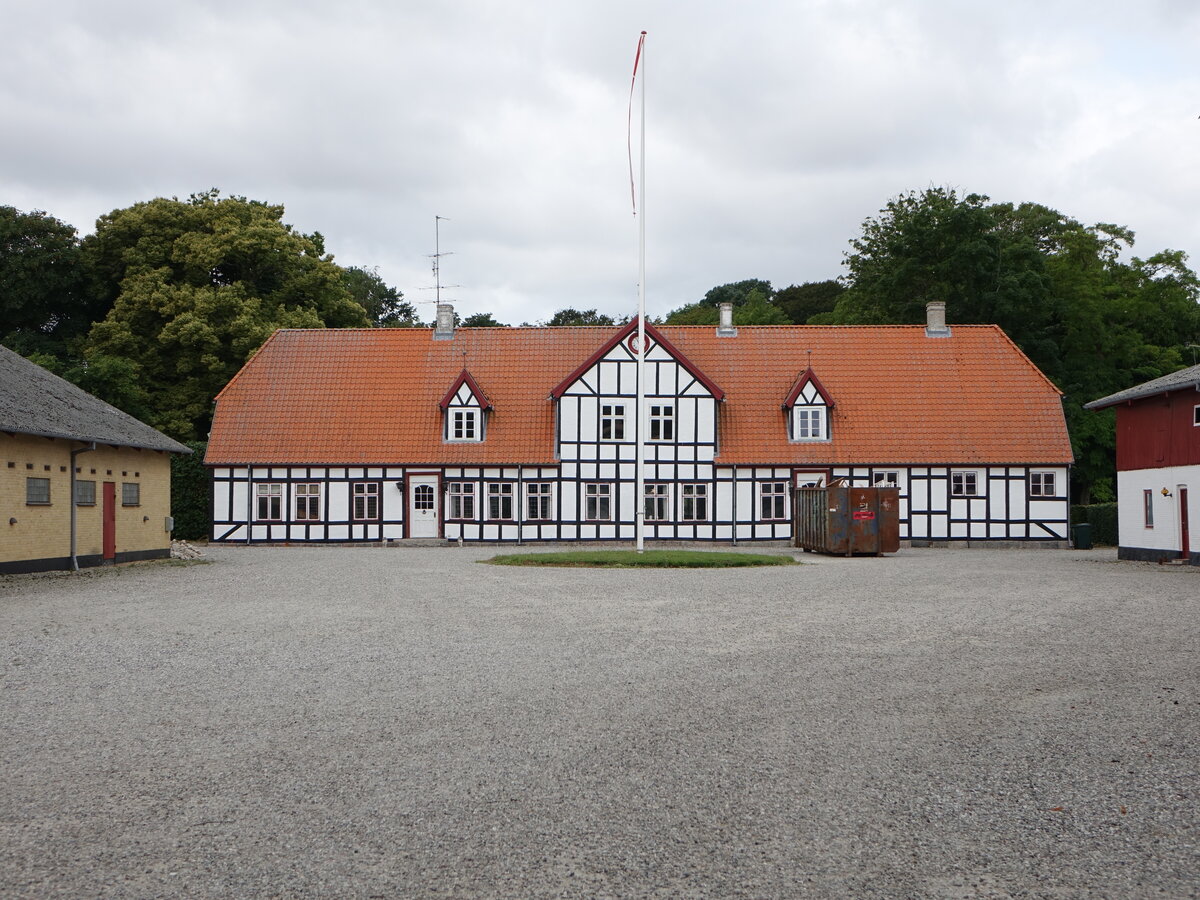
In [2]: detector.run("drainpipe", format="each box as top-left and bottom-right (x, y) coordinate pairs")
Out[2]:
(731, 466), (738, 546)
(70, 442), (96, 571)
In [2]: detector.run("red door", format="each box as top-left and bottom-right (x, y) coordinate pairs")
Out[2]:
(102, 482), (116, 562)
(1181, 487), (1190, 560)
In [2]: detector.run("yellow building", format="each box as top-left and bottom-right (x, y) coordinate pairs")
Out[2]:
(1, 345), (191, 573)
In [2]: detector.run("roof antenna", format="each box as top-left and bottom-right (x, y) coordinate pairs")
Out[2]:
(419, 215), (461, 309)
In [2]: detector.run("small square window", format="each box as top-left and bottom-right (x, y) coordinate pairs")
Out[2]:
(793, 407), (825, 441)
(447, 482), (475, 520)
(449, 409), (479, 441)
(760, 482), (788, 520)
(75, 480), (96, 506)
(600, 405), (625, 441)
(486, 483), (515, 520)
(1030, 472), (1056, 497)
(294, 483), (320, 520)
(872, 471), (899, 488)
(26, 477), (50, 505)
(256, 483), (283, 520)
(121, 483), (140, 507)
(681, 484), (709, 521)
(648, 405), (674, 441)
(950, 471), (979, 497)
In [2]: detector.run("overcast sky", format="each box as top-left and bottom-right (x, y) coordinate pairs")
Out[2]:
(4, 0), (1198, 325)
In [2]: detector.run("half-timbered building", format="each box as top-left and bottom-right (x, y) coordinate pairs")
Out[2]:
(206, 302), (1074, 545)
(1085, 363), (1199, 565)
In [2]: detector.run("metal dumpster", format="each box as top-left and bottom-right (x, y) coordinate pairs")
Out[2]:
(794, 483), (901, 556)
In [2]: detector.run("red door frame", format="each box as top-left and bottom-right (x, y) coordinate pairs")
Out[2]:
(1181, 487), (1190, 560)
(102, 482), (116, 561)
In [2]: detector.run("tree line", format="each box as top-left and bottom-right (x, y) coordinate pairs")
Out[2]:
(3, 186), (1197, 501)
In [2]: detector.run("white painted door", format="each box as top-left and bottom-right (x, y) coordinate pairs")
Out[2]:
(408, 475), (438, 538)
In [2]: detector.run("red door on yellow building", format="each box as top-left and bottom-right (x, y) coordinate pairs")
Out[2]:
(102, 482), (116, 562)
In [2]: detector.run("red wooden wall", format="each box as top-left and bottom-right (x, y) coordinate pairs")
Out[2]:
(1115, 388), (1200, 470)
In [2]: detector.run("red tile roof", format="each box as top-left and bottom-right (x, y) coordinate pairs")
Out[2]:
(206, 324), (1073, 466)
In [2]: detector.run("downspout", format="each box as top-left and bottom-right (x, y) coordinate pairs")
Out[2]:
(70, 443), (96, 571)
(246, 466), (254, 544)
(731, 465), (738, 546)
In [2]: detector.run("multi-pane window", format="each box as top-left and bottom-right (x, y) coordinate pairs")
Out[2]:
(1030, 472), (1056, 497)
(487, 483), (515, 520)
(295, 483), (320, 520)
(872, 471), (899, 487)
(526, 483), (552, 520)
(600, 405), (625, 440)
(681, 483), (708, 521)
(644, 483), (669, 521)
(1143, 489), (1154, 528)
(585, 483), (612, 521)
(648, 404), (674, 441)
(450, 409), (478, 441)
(760, 482), (787, 520)
(122, 482), (140, 507)
(447, 482), (475, 519)
(795, 408), (824, 440)
(26, 477), (50, 505)
(413, 484), (435, 510)
(75, 480), (96, 506)
(256, 483), (282, 520)
(352, 482), (379, 520)
(950, 471), (979, 497)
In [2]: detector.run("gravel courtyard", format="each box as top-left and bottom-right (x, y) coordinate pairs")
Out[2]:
(1, 546), (1196, 899)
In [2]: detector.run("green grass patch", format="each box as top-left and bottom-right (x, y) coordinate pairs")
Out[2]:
(484, 549), (797, 568)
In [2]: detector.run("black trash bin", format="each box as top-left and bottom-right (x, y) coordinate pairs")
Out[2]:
(1073, 522), (1093, 550)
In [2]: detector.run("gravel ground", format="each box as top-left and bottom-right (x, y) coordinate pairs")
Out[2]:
(1, 545), (1197, 899)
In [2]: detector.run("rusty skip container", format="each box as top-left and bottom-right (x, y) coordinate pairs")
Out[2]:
(793, 483), (901, 556)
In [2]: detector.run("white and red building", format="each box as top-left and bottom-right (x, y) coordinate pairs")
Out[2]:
(1085, 364), (1199, 565)
(205, 303), (1074, 546)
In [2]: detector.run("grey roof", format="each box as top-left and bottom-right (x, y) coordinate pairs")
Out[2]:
(1084, 363), (1200, 410)
(0, 345), (191, 453)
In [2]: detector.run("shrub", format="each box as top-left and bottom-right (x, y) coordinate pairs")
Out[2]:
(170, 441), (210, 541)
(1070, 502), (1118, 546)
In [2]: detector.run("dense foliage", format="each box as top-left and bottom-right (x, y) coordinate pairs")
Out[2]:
(169, 441), (211, 541)
(1070, 503), (1119, 546)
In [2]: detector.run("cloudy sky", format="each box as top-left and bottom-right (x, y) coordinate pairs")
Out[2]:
(4, 0), (1198, 325)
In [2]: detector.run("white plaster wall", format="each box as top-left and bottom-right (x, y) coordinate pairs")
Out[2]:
(1117, 465), (1199, 554)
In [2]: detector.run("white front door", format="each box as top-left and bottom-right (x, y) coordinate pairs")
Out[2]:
(408, 475), (439, 538)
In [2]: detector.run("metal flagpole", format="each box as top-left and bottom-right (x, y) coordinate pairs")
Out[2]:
(635, 31), (647, 554)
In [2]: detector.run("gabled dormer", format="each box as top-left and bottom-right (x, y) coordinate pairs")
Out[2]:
(783, 368), (834, 442)
(439, 370), (492, 442)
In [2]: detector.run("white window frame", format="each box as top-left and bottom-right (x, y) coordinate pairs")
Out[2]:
(600, 404), (625, 441)
(793, 407), (825, 441)
(256, 483), (283, 521)
(1194, 404), (1199, 427)
(644, 483), (670, 521)
(295, 483), (320, 520)
(526, 482), (553, 521)
(447, 482), (475, 520)
(648, 404), (675, 441)
(486, 482), (515, 521)
(681, 483), (709, 522)
(1029, 471), (1056, 497)
(352, 482), (379, 520)
(585, 483), (612, 521)
(449, 409), (480, 442)
(872, 471), (899, 488)
(760, 482), (788, 521)
(950, 471), (979, 497)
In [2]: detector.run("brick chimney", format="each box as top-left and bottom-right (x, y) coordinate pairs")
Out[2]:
(716, 301), (737, 337)
(433, 303), (455, 340)
(925, 301), (950, 338)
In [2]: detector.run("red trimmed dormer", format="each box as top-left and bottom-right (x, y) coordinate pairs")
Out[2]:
(440, 369), (492, 442)
(783, 368), (834, 442)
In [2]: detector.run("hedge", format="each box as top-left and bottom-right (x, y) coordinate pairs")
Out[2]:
(171, 441), (210, 541)
(1069, 502), (1118, 546)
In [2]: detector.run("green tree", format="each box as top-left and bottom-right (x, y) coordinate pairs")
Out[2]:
(663, 301), (718, 325)
(546, 308), (615, 326)
(734, 289), (790, 325)
(832, 186), (1200, 501)
(461, 312), (509, 327)
(0, 206), (96, 357)
(700, 279), (775, 309)
(342, 265), (417, 326)
(774, 280), (844, 324)
(83, 190), (370, 439)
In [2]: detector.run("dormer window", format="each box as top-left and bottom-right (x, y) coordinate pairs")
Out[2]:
(440, 369), (492, 444)
(450, 409), (478, 441)
(783, 368), (834, 443)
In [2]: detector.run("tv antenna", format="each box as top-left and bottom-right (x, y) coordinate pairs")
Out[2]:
(419, 215), (460, 306)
